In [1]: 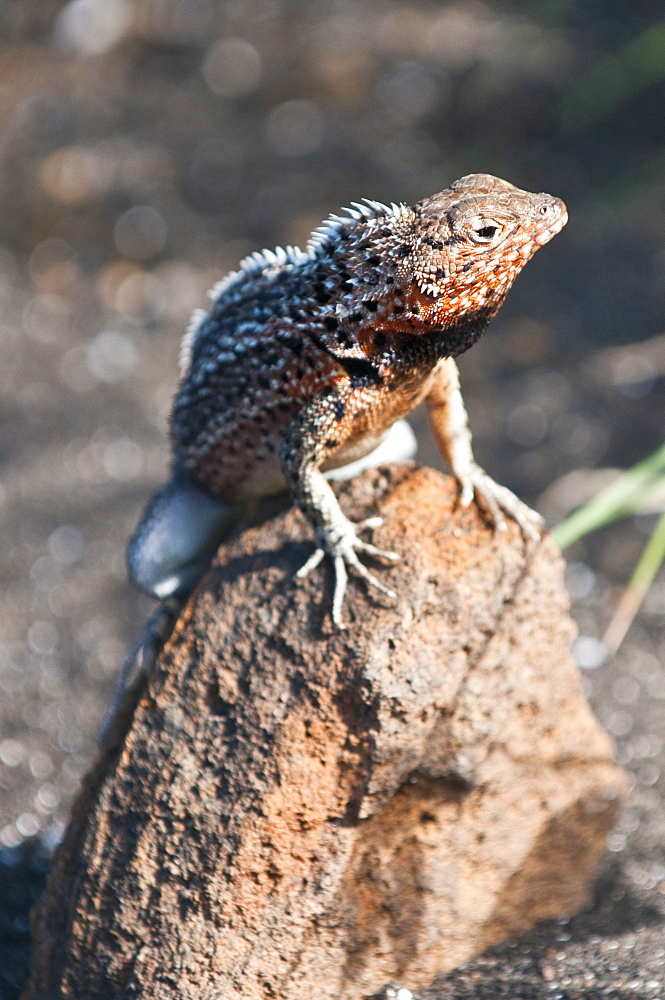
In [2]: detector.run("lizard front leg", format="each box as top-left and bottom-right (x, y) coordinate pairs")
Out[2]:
(280, 395), (399, 628)
(425, 357), (542, 539)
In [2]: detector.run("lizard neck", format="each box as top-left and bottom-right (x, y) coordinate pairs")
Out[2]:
(385, 309), (493, 367)
(433, 307), (494, 359)
(349, 304), (496, 379)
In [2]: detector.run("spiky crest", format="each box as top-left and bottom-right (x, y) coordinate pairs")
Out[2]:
(306, 198), (409, 253)
(179, 308), (207, 375)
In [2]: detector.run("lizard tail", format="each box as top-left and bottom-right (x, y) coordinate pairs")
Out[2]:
(127, 471), (236, 599)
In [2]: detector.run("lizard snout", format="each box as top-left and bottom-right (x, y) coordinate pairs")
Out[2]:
(534, 196), (567, 245)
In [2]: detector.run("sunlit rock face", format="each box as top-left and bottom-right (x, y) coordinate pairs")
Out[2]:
(24, 468), (625, 999)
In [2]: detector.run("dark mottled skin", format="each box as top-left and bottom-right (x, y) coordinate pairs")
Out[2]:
(174, 175), (564, 496)
(140, 173), (567, 625)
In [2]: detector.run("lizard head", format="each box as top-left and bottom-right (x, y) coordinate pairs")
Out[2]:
(400, 173), (567, 337)
(307, 173), (566, 360)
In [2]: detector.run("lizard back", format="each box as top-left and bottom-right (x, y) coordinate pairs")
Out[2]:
(171, 175), (567, 500)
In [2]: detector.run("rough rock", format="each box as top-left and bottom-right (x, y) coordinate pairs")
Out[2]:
(24, 466), (626, 1000)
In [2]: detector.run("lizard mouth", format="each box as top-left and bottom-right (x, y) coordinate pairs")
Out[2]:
(534, 206), (568, 246)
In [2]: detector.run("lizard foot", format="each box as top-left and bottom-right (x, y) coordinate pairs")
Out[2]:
(457, 463), (543, 542)
(296, 515), (399, 628)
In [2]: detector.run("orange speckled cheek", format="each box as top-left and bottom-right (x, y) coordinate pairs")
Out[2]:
(406, 291), (438, 321)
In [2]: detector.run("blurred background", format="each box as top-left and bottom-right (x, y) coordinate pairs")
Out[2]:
(2, 0), (665, 995)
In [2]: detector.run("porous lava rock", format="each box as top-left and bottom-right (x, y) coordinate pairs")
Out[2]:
(24, 466), (626, 1000)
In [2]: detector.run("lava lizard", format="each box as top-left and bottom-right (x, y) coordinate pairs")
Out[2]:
(102, 173), (566, 743)
(127, 172), (566, 627)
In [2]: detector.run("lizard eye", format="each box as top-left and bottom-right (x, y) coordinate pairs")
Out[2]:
(465, 217), (505, 245)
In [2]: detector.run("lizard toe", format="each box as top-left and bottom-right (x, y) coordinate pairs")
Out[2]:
(295, 546), (325, 580)
(354, 538), (400, 561)
(344, 547), (397, 600)
(297, 515), (399, 627)
(357, 515), (384, 530)
(331, 554), (349, 628)
(461, 465), (544, 542)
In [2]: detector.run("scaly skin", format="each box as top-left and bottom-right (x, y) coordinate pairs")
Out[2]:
(132, 173), (567, 627)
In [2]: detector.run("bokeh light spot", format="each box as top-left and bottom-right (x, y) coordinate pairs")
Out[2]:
(39, 146), (110, 204)
(265, 100), (324, 157)
(27, 621), (59, 657)
(86, 329), (138, 383)
(506, 402), (548, 448)
(22, 293), (72, 346)
(572, 635), (606, 670)
(202, 38), (263, 98)
(102, 438), (144, 480)
(114, 206), (167, 261)
(376, 61), (440, 119)
(0, 740), (25, 768)
(48, 526), (85, 566)
(54, 0), (133, 56)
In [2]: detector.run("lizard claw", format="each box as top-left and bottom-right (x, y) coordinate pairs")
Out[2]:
(295, 515), (399, 628)
(458, 464), (543, 543)
(356, 515), (385, 531)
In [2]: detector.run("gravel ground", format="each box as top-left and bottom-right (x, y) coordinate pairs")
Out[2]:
(2, 2), (665, 997)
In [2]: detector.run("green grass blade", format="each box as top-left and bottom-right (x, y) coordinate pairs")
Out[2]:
(552, 442), (665, 550)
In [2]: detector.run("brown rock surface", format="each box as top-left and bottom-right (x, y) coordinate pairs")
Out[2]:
(24, 466), (626, 1000)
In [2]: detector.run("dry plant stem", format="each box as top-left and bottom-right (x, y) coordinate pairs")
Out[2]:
(603, 508), (665, 654)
